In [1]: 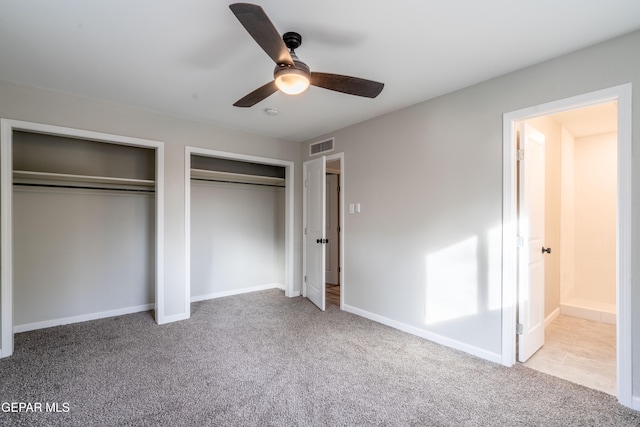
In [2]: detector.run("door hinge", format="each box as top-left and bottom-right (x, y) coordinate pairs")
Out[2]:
(305, 179), (309, 188)
(304, 275), (307, 283)
(338, 226), (341, 232)
(516, 323), (524, 335)
(304, 227), (307, 235)
(338, 267), (341, 273)
(517, 149), (525, 161)
(516, 236), (524, 247)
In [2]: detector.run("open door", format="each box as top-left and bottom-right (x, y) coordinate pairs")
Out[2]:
(517, 123), (546, 362)
(303, 157), (326, 310)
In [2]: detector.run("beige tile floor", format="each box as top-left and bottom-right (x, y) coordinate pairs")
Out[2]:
(524, 314), (616, 395)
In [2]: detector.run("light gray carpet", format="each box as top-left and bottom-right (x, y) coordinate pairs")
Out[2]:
(1, 289), (638, 426)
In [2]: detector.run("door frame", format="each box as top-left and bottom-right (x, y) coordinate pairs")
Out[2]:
(184, 147), (296, 304)
(501, 84), (632, 408)
(1, 119), (165, 358)
(303, 152), (344, 308)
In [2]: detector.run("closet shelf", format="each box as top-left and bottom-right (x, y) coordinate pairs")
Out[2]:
(191, 168), (285, 187)
(13, 170), (155, 190)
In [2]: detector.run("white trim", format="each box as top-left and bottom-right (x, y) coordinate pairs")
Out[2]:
(544, 307), (560, 328)
(0, 119), (165, 358)
(632, 395), (640, 412)
(343, 304), (502, 364)
(559, 303), (616, 325)
(184, 147), (296, 304)
(302, 160), (309, 298)
(1, 121), (14, 358)
(501, 84), (632, 409)
(13, 304), (155, 333)
(155, 139), (166, 324)
(616, 84), (633, 408)
(190, 283), (285, 303)
(184, 148), (192, 319)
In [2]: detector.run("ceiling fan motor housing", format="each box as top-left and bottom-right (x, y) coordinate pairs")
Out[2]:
(274, 32), (310, 93)
(274, 53), (310, 79)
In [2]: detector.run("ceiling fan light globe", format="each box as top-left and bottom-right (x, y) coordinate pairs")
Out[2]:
(275, 69), (310, 95)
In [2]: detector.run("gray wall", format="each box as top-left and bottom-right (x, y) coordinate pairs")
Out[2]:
(190, 180), (285, 298)
(303, 30), (640, 394)
(13, 187), (155, 326)
(13, 130), (155, 180)
(0, 78), (303, 324)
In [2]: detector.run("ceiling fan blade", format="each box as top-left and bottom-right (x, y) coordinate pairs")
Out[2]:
(233, 80), (278, 107)
(310, 72), (384, 98)
(229, 3), (294, 67)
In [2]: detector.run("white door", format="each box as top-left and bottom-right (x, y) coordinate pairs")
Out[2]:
(518, 123), (546, 362)
(325, 173), (340, 285)
(303, 157), (326, 310)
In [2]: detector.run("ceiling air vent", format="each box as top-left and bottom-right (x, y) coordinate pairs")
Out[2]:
(309, 138), (335, 156)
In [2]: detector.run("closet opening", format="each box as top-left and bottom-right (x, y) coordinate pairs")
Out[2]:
(185, 147), (295, 309)
(1, 119), (165, 358)
(521, 102), (618, 395)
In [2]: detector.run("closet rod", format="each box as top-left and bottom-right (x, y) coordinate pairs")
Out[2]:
(191, 177), (285, 188)
(13, 182), (155, 193)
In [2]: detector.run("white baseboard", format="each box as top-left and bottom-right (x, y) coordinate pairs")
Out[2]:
(342, 304), (502, 364)
(632, 395), (640, 411)
(191, 283), (285, 303)
(545, 307), (560, 327)
(560, 303), (616, 325)
(14, 303), (154, 333)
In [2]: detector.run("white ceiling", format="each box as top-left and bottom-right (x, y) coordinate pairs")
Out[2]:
(1, 1), (639, 142)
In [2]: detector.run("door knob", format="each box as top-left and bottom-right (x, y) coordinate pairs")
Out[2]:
(542, 247), (551, 254)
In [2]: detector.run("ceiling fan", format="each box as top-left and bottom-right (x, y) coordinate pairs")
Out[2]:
(229, 3), (384, 107)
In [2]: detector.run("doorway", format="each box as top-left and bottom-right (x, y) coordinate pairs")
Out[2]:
(325, 159), (341, 307)
(501, 84), (632, 408)
(518, 103), (618, 395)
(303, 152), (344, 311)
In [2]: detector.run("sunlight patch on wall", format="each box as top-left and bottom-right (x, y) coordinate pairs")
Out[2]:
(425, 236), (478, 325)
